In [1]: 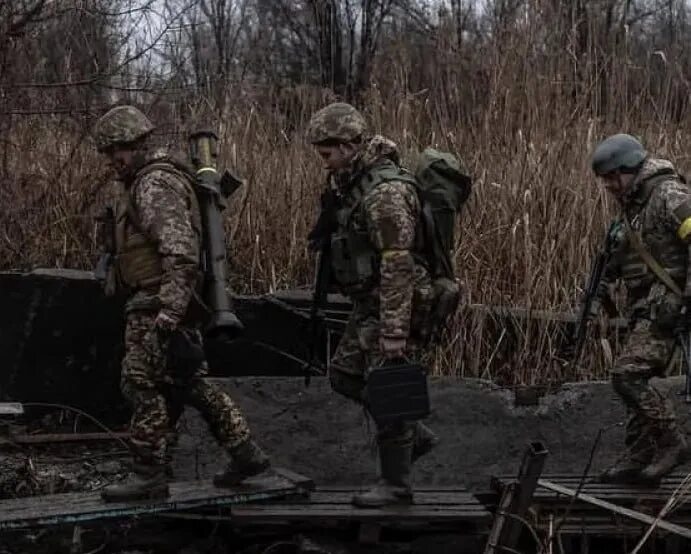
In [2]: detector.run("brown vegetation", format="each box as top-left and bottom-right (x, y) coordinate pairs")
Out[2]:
(1, 1), (691, 383)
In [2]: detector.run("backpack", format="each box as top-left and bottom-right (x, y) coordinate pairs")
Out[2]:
(413, 148), (472, 280)
(363, 147), (472, 340)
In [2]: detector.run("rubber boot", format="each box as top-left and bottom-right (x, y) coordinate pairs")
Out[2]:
(101, 464), (169, 502)
(411, 421), (439, 463)
(352, 434), (413, 508)
(213, 439), (271, 487)
(639, 430), (689, 485)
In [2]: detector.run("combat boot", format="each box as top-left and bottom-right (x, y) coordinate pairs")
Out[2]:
(411, 421), (439, 464)
(639, 431), (689, 485)
(101, 464), (169, 502)
(352, 435), (413, 508)
(213, 439), (271, 487)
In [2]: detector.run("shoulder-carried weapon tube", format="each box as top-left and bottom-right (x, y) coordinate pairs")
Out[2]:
(188, 129), (244, 340)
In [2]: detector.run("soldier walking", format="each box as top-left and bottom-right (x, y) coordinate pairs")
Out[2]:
(306, 103), (440, 507)
(92, 106), (270, 501)
(590, 133), (690, 484)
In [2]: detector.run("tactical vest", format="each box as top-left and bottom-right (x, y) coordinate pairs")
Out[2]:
(619, 170), (689, 293)
(330, 160), (425, 294)
(115, 157), (202, 290)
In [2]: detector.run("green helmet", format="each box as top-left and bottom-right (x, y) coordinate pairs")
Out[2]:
(307, 102), (367, 144)
(93, 105), (155, 152)
(591, 133), (648, 176)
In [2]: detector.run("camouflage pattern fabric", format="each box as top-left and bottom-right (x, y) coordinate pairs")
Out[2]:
(326, 135), (434, 440)
(307, 102), (367, 144)
(118, 155), (251, 468)
(122, 151), (201, 323)
(123, 311), (250, 467)
(623, 158), (691, 295)
(598, 158), (691, 460)
(611, 309), (680, 460)
(93, 105), (155, 152)
(329, 136), (434, 341)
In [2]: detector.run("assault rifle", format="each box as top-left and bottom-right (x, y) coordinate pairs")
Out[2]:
(304, 187), (338, 382)
(570, 220), (620, 367)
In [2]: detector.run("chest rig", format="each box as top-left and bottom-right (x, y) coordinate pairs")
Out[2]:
(620, 169), (688, 293)
(115, 158), (202, 291)
(329, 161), (423, 294)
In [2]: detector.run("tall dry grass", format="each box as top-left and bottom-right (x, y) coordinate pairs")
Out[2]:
(2, 5), (691, 384)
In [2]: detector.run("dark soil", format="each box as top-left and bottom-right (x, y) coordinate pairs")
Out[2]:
(4, 376), (691, 554)
(172, 376), (665, 490)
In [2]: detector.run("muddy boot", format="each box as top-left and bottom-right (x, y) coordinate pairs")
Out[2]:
(411, 421), (439, 464)
(213, 439), (271, 487)
(101, 464), (169, 502)
(639, 431), (689, 485)
(352, 435), (413, 508)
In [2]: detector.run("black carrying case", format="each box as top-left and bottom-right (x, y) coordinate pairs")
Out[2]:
(365, 361), (430, 426)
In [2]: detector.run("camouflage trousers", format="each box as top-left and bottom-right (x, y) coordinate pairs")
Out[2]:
(122, 311), (251, 468)
(329, 297), (425, 440)
(611, 317), (680, 461)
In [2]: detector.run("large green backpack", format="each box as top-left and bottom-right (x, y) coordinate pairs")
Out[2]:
(361, 148), (471, 340)
(413, 148), (472, 279)
(364, 148), (471, 280)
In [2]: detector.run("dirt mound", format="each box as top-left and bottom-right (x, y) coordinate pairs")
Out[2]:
(171, 376), (691, 490)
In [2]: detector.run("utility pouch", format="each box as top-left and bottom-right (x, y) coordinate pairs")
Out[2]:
(427, 277), (461, 341)
(365, 360), (430, 426)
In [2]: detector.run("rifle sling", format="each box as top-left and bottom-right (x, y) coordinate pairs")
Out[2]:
(624, 218), (683, 297)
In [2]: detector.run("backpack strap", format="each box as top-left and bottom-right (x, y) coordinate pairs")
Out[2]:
(623, 217), (683, 297)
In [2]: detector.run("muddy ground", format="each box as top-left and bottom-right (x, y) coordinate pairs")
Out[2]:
(172, 375), (691, 489)
(3, 376), (691, 554)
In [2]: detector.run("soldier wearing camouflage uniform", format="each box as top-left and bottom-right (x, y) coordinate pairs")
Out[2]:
(93, 106), (270, 501)
(306, 103), (438, 507)
(591, 133), (690, 484)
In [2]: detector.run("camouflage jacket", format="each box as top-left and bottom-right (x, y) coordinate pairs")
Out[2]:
(595, 158), (691, 317)
(117, 149), (202, 323)
(326, 136), (431, 340)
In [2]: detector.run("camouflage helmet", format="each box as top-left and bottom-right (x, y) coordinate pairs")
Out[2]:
(93, 105), (155, 152)
(591, 133), (648, 176)
(307, 102), (367, 144)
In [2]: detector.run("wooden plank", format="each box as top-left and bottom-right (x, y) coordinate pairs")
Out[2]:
(0, 403), (23, 415)
(277, 490), (482, 506)
(537, 479), (691, 540)
(230, 504), (489, 522)
(9, 432), (130, 444)
(272, 467), (315, 491)
(0, 472), (306, 530)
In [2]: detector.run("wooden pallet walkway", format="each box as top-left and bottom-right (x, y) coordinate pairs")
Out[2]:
(492, 473), (691, 539)
(0, 468), (312, 530)
(229, 485), (491, 533)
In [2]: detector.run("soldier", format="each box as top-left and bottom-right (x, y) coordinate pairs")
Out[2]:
(93, 105), (270, 501)
(591, 133), (690, 484)
(306, 103), (439, 507)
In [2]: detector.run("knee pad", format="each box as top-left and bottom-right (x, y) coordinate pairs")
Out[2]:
(329, 369), (365, 403)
